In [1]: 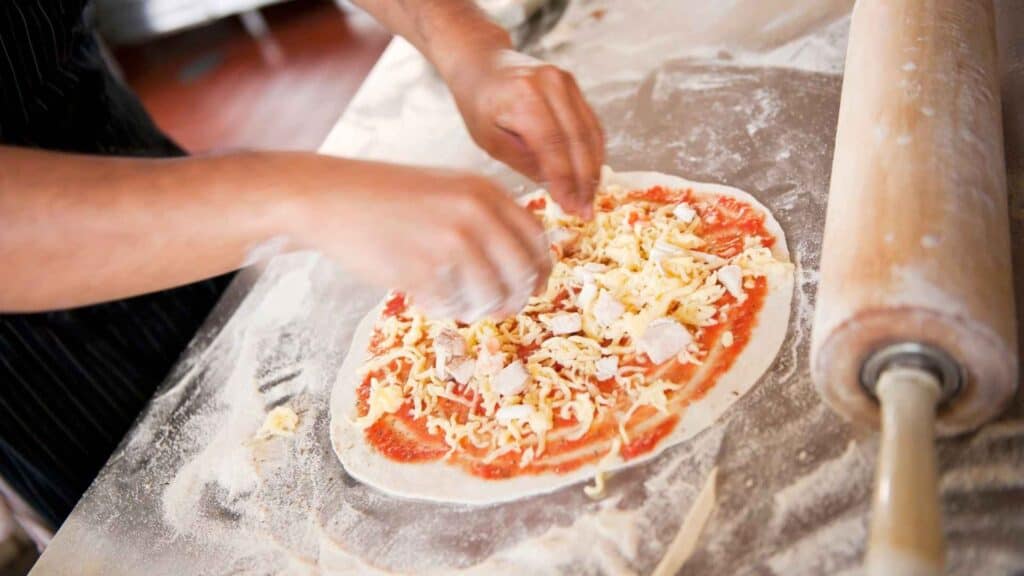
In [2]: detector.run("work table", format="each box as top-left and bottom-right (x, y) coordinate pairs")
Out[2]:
(32, 1), (1024, 574)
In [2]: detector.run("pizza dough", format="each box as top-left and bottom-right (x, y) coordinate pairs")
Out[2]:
(330, 169), (793, 504)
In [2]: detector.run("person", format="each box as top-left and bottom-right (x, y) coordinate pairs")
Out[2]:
(0, 0), (604, 529)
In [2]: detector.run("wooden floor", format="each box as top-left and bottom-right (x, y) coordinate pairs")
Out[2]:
(114, 0), (391, 153)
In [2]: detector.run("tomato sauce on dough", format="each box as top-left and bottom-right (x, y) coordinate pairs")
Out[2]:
(356, 186), (775, 479)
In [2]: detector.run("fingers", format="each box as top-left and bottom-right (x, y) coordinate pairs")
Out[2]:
(479, 195), (553, 314)
(452, 228), (508, 323)
(539, 70), (601, 219)
(570, 82), (606, 183)
(493, 66), (604, 220)
(501, 89), (580, 216)
(420, 179), (552, 321)
(483, 127), (542, 182)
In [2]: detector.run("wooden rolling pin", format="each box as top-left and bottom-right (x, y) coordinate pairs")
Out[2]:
(811, 0), (1018, 573)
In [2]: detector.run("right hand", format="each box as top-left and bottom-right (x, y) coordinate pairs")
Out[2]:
(296, 160), (552, 322)
(447, 50), (605, 220)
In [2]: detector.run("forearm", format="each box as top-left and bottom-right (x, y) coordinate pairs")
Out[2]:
(352, 0), (512, 85)
(0, 146), (311, 312)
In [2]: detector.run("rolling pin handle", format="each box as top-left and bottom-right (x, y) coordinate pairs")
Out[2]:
(864, 354), (950, 576)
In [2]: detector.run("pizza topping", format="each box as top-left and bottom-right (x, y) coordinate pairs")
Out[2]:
(448, 357), (476, 385)
(574, 262), (608, 284)
(546, 312), (582, 335)
(355, 381), (404, 429)
(595, 356), (619, 381)
(593, 290), (625, 327)
(354, 177), (791, 479)
(434, 327), (466, 357)
(475, 347), (505, 377)
(561, 393), (597, 441)
(496, 404), (535, 425)
(549, 227), (580, 255)
(518, 447), (536, 468)
(689, 250), (728, 268)
(673, 203), (697, 222)
(494, 360), (530, 396)
(638, 319), (692, 365)
(403, 314), (425, 347)
(717, 264), (744, 299)
(577, 282), (598, 308)
(650, 238), (683, 262)
(584, 437), (622, 499)
(721, 330), (735, 348)
(433, 327), (467, 379)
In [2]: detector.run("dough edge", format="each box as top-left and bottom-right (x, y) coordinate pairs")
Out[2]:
(329, 169), (795, 504)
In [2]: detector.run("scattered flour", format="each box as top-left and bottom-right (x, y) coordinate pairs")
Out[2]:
(36, 3), (1023, 575)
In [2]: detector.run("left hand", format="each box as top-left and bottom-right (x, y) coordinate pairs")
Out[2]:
(448, 50), (605, 219)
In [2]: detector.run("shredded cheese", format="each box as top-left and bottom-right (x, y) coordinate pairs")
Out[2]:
(584, 437), (622, 499)
(256, 405), (300, 439)
(354, 380), (404, 429)
(354, 177), (789, 468)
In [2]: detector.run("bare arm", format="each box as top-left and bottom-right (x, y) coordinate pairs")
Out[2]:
(0, 146), (300, 311)
(351, 0), (512, 84)
(0, 146), (550, 319)
(353, 0), (606, 218)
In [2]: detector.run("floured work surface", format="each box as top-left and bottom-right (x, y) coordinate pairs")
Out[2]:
(34, 1), (1024, 574)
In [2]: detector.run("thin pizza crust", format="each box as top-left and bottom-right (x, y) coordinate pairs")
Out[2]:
(330, 170), (794, 504)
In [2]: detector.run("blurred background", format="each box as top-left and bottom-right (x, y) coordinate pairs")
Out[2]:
(94, 0), (391, 152)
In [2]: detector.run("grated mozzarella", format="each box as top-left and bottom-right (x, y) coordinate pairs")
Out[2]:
(355, 180), (789, 467)
(496, 404), (535, 425)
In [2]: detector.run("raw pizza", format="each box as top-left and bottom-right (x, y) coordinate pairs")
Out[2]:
(330, 169), (794, 503)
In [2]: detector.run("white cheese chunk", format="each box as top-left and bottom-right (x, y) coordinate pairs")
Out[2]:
(717, 265), (744, 298)
(434, 327), (466, 357)
(447, 357), (476, 384)
(595, 356), (619, 381)
(476, 347), (505, 377)
(434, 355), (448, 380)
(433, 328), (468, 379)
(638, 319), (693, 365)
(496, 404), (535, 425)
(577, 282), (598, 309)
(594, 290), (625, 327)
(494, 360), (529, 396)
(573, 262), (608, 284)
(547, 312), (582, 335)
(650, 239), (682, 261)
(672, 203), (697, 222)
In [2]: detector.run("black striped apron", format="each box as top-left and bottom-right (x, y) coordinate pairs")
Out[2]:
(1, 0), (232, 527)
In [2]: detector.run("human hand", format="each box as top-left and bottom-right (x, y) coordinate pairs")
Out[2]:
(447, 50), (605, 219)
(296, 159), (552, 322)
